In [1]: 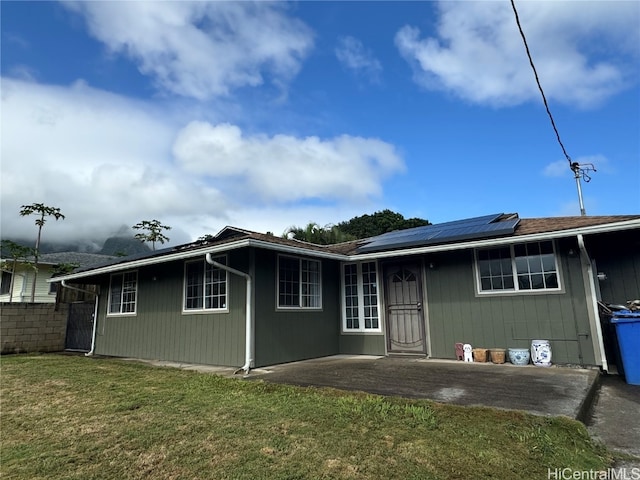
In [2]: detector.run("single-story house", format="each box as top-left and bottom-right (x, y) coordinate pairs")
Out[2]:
(50, 213), (640, 373)
(1, 252), (114, 303)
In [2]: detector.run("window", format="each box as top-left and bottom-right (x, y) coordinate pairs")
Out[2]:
(1, 271), (12, 295)
(108, 271), (137, 314)
(49, 281), (58, 295)
(184, 256), (227, 312)
(342, 261), (380, 332)
(277, 255), (321, 309)
(476, 241), (560, 293)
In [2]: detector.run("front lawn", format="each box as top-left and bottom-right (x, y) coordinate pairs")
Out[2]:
(1, 354), (611, 479)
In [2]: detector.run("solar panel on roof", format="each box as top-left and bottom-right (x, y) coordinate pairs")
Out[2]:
(356, 214), (519, 253)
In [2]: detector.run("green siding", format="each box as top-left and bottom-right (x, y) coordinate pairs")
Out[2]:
(424, 241), (595, 365)
(587, 230), (640, 304)
(339, 334), (385, 355)
(93, 251), (248, 367)
(253, 249), (340, 367)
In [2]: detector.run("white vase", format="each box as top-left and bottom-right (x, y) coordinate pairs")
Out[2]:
(531, 340), (552, 367)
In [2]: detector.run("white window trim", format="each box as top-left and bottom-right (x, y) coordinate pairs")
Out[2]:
(1, 270), (12, 296)
(107, 270), (138, 316)
(276, 254), (323, 310)
(341, 261), (382, 333)
(474, 241), (563, 296)
(182, 255), (229, 314)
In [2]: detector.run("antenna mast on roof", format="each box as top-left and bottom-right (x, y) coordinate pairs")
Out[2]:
(510, 0), (595, 216)
(571, 162), (596, 216)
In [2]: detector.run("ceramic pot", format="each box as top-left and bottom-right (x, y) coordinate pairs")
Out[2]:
(490, 349), (506, 364)
(508, 348), (530, 365)
(472, 348), (488, 362)
(531, 339), (552, 367)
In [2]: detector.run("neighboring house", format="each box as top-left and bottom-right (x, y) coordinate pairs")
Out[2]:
(0, 252), (114, 303)
(50, 213), (640, 372)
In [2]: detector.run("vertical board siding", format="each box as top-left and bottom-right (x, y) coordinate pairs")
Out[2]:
(339, 335), (385, 355)
(425, 244), (595, 365)
(93, 251), (248, 367)
(588, 231), (640, 304)
(253, 249), (340, 367)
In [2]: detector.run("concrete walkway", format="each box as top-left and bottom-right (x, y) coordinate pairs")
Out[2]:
(246, 355), (600, 420)
(586, 374), (640, 468)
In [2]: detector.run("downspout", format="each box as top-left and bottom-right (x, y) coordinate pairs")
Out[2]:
(18, 271), (27, 302)
(61, 280), (99, 357)
(205, 253), (253, 375)
(577, 235), (608, 372)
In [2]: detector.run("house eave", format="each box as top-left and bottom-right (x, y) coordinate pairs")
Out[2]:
(50, 238), (349, 283)
(46, 218), (640, 282)
(347, 218), (640, 261)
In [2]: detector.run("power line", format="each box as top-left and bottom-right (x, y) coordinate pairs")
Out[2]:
(510, 0), (595, 216)
(509, 0), (572, 168)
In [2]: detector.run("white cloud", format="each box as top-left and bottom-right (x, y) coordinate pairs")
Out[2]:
(0, 78), (225, 245)
(335, 36), (382, 82)
(395, 1), (639, 108)
(543, 160), (573, 178)
(172, 121), (405, 203)
(61, 1), (314, 100)
(1, 78), (404, 246)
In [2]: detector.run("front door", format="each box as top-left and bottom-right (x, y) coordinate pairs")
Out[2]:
(384, 262), (426, 353)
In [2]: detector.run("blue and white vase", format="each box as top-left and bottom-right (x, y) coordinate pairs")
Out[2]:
(508, 348), (530, 365)
(531, 340), (552, 367)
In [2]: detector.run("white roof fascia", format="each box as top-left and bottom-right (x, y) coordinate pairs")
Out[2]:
(246, 239), (348, 261)
(50, 237), (349, 283)
(50, 239), (254, 282)
(348, 219), (640, 261)
(0, 258), (57, 266)
(48, 218), (640, 281)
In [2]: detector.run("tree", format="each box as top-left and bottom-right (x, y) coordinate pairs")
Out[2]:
(0, 240), (35, 303)
(196, 234), (215, 243)
(337, 209), (429, 239)
(19, 203), (65, 302)
(283, 223), (355, 245)
(132, 219), (171, 251)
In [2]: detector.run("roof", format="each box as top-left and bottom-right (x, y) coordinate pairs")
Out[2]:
(50, 213), (640, 282)
(38, 252), (117, 268)
(1, 252), (116, 269)
(514, 215), (640, 236)
(355, 213), (520, 253)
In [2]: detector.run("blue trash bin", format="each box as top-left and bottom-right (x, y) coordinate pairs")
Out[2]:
(611, 311), (640, 386)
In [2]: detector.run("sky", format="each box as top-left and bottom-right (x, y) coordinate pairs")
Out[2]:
(1, 1), (639, 248)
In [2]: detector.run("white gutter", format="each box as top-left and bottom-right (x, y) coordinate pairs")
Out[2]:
(61, 280), (100, 356)
(205, 253), (253, 375)
(47, 218), (640, 284)
(50, 238), (347, 283)
(577, 235), (608, 371)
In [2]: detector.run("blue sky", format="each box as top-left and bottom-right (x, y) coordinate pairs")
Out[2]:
(2, 1), (639, 246)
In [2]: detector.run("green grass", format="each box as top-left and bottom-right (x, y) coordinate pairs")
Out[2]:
(1, 354), (612, 479)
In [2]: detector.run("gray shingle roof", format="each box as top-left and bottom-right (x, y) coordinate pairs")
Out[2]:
(37, 252), (117, 268)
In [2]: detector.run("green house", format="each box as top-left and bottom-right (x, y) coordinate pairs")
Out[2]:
(52, 213), (640, 373)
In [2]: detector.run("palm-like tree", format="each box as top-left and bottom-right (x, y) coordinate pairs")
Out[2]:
(132, 219), (172, 251)
(19, 203), (65, 302)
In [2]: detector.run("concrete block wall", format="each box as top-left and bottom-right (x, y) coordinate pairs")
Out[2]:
(0, 303), (69, 354)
